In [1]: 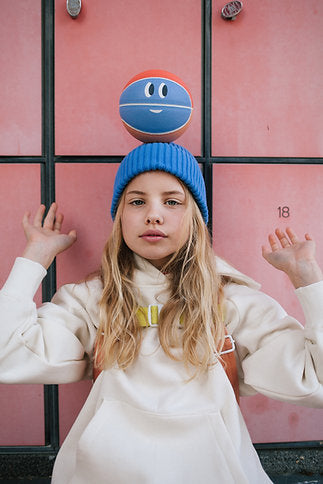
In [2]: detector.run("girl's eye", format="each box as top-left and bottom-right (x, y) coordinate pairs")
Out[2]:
(130, 200), (144, 206)
(144, 82), (154, 97)
(158, 83), (168, 98)
(166, 200), (180, 206)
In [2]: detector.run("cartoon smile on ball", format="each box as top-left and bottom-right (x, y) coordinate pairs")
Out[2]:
(119, 69), (193, 143)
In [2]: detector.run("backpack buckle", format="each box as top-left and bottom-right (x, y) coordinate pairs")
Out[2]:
(220, 334), (235, 355)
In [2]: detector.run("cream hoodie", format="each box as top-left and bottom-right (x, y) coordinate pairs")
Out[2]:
(0, 255), (323, 483)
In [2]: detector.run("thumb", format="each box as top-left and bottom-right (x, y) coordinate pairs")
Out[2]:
(22, 211), (32, 238)
(22, 211), (31, 228)
(261, 245), (270, 259)
(68, 229), (77, 241)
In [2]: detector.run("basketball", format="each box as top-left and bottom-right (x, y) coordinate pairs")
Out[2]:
(119, 69), (193, 143)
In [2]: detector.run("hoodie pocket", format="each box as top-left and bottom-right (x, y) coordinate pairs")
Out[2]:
(74, 399), (260, 484)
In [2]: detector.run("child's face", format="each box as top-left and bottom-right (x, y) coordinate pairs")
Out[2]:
(121, 171), (191, 269)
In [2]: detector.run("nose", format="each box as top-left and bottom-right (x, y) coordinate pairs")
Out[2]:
(145, 210), (164, 225)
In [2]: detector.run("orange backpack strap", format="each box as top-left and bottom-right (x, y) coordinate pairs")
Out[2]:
(220, 330), (240, 403)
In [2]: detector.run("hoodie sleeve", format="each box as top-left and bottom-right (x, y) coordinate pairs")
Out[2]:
(0, 258), (98, 384)
(223, 281), (323, 407)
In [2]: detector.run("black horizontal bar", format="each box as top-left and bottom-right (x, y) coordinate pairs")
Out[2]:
(210, 157), (323, 165)
(0, 157), (45, 164)
(255, 440), (323, 450)
(1, 156), (321, 165)
(1, 155), (322, 165)
(0, 445), (57, 454)
(54, 155), (124, 163)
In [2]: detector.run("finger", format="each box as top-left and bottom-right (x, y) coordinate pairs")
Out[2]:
(43, 203), (57, 228)
(62, 230), (77, 250)
(268, 233), (280, 251)
(22, 211), (31, 230)
(33, 205), (46, 228)
(275, 228), (291, 248)
(305, 233), (313, 241)
(285, 227), (299, 244)
(53, 213), (64, 232)
(68, 229), (77, 241)
(261, 245), (270, 258)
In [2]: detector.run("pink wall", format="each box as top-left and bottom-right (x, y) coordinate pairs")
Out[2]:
(55, 0), (202, 156)
(0, 165), (43, 445)
(55, 163), (118, 441)
(212, 0), (323, 157)
(0, 0), (322, 446)
(0, 0), (41, 155)
(213, 164), (323, 442)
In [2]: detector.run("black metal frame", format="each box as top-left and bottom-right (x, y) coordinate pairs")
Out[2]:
(0, 0), (321, 478)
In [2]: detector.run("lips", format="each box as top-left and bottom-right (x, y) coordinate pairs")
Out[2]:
(140, 230), (167, 241)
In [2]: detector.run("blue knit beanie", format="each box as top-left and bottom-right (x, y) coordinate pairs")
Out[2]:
(111, 142), (208, 224)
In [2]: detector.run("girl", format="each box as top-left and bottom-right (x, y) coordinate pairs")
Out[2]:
(0, 142), (322, 484)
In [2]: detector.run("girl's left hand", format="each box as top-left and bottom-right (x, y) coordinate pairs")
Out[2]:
(262, 227), (323, 288)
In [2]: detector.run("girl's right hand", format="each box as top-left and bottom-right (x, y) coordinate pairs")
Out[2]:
(262, 227), (322, 288)
(22, 203), (77, 269)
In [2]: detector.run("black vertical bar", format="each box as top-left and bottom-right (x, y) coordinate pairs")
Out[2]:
(201, 0), (213, 236)
(42, 0), (60, 450)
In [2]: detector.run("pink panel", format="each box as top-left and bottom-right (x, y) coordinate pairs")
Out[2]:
(56, 163), (118, 441)
(212, 0), (323, 157)
(0, 164), (44, 445)
(55, 163), (118, 285)
(55, 0), (201, 156)
(213, 164), (323, 442)
(0, 165), (42, 302)
(0, 385), (44, 446)
(0, 0), (41, 155)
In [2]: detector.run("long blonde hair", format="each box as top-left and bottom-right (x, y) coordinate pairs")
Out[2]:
(95, 186), (225, 376)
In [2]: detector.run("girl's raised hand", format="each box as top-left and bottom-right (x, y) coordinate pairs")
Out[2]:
(262, 227), (322, 288)
(22, 203), (77, 269)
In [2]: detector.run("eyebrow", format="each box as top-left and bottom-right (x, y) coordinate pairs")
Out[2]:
(125, 190), (185, 197)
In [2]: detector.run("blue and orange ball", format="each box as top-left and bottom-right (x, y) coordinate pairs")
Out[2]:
(119, 69), (193, 143)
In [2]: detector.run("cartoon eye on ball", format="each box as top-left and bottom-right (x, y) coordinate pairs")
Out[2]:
(119, 69), (193, 143)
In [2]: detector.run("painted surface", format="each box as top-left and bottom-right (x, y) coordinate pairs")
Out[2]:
(55, 163), (118, 441)
(55, 0), (201, 155)
(212, 0), (323, 157)
(55, 163), (118, 285)
(0, 0), (41, 155)
(213, 164), (323, 442)
(0, 165), (43, 445)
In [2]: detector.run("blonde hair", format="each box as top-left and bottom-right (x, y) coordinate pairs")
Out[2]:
(95, 185), (225, 377)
